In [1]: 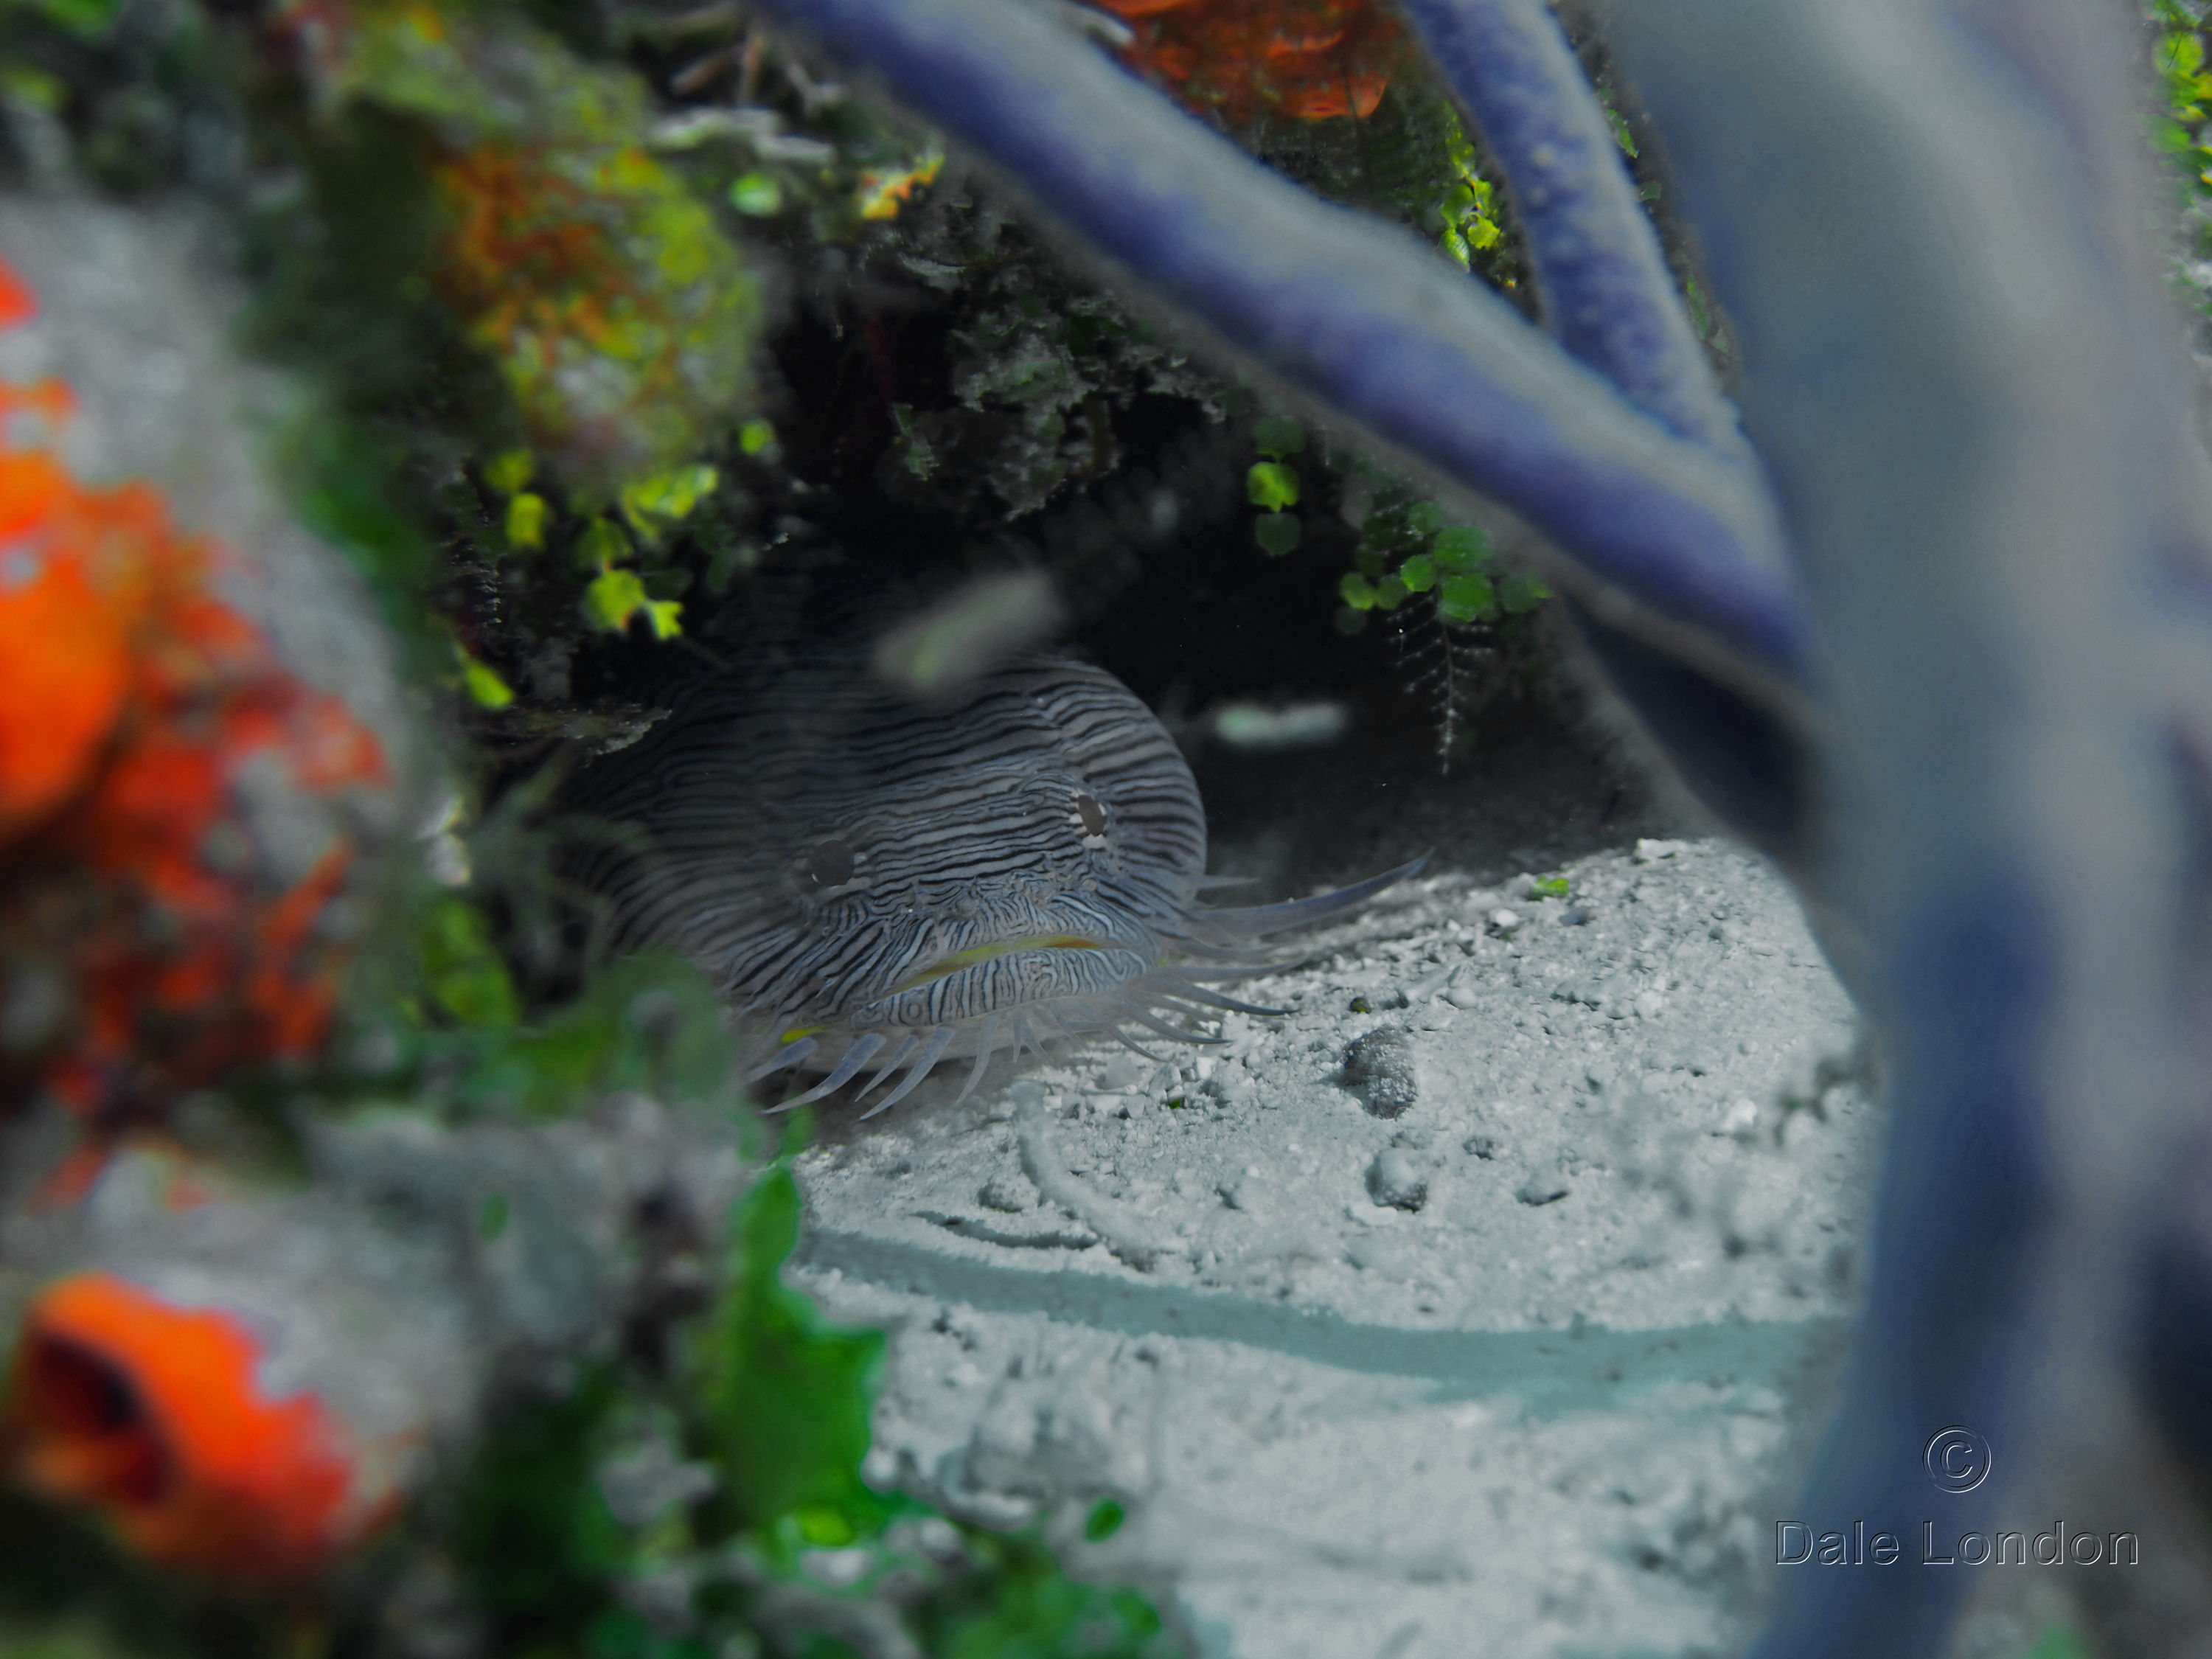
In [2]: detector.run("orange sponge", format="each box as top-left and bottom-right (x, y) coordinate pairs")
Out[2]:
(1094, 0), (1407, 123)
(1, 1272), (398, 1585)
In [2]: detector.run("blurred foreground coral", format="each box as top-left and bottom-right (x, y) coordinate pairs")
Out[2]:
(0, 250), (392, 1174)
(0, 175), (1178, 1653)
(0, 0), (1242, 1646)
(5, 1270), (382, 1585)
(0, 1099), (742, 1593)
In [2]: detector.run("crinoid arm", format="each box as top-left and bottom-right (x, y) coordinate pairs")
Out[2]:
(1190, 854), (1429, 942)
(766, 1032), (888, 1112)
(745, 1034), (818, 1081)
(1117, 1003), (1224, 1046)
(1189, 873), (1261, 894)
(1103, 1024), (1165, 1063)
(1151, 980), (1287, 1019)
(854, 1033), (921, 1101)
(858, 1024), (956, 1120)
(950, 1016), (1001, 1107)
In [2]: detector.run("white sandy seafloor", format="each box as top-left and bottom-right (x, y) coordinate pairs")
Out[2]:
(780, 823), (1952, 1659)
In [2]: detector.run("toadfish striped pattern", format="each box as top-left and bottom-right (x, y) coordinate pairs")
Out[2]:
(573, 646), (1416, 1116)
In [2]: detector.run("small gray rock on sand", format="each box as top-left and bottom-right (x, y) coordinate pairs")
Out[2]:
(1367, 1148), (1428, 1211)
(1343, 1026), (1419, 1119)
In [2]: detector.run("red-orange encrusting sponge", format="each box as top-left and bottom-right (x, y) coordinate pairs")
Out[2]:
(0, 1272), (388, 1584)
(1093, 0), (1408, 123)
(0, 258), (36, 330)
(0, 252), (391, 1152)
(0, 453), (135, 841)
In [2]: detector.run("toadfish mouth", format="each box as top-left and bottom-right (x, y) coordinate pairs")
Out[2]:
(886, 933), (1110, 995)
(745, 855), (1430, 1123)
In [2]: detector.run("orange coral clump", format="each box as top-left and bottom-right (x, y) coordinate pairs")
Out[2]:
(0, 444), (135, 843)
(0, 259), (35, 330)
(0, 255), (389, 1141)
(423, 129), (762, 495)
(1, 1273), (392, 1583)
(279, 0), (762, 498)
(1096, 0), (1408, 123)
(429, 142), (649, 470)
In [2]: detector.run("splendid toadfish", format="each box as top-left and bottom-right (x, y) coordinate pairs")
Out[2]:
(573, 637), (1420, 1116)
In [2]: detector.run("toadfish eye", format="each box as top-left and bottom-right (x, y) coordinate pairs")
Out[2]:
(806, 841), (855, 887)
(1074, 792), (1107, 838)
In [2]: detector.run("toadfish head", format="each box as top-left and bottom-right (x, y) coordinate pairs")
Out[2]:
(574, 647), (1422, 1116)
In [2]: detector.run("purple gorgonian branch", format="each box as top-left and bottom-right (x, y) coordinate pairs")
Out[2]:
(1393, 0), (1753, 468)
(740, 0), (1805, 677)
